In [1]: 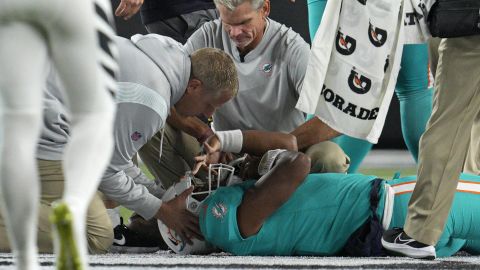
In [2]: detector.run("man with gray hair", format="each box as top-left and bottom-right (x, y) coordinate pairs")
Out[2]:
(138, 0), (350, 195)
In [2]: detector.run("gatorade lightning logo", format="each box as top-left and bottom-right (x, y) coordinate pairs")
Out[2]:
(211, 202), (227, 219)
(336, 31), (357, 56)
(368, 21), (387, 47)
(348, 69), (372, 94)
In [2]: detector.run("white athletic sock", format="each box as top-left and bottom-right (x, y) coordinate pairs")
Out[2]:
(107, 207), (121, 228)
(0, 111), (42, 270)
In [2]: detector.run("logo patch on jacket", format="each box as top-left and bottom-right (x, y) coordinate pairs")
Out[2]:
(259, 63), (273, 76)
(368, 21), (387, 47)
(130, 131), (142, 141)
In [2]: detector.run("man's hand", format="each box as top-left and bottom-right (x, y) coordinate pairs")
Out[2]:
(155, 186), (203, 244)
(115, 0), (143, 20)
(192, 136), (223, 174)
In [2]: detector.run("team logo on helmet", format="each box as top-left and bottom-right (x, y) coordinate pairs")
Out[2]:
(357, 0), (367, 5)
(212, 202), (228, 220)
(368, 21), (387, 47)
(335, 31), (357, 56)
(348, 69), (372, 94)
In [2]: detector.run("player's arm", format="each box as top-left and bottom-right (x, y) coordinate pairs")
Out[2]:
(291, 117), (341, 150)
(237, 151), (310, 237)
(207, 130), (298, 156)
(284, 34), (342, 150)
(167, 107), (214, 143)
(193, 130), (298, 173)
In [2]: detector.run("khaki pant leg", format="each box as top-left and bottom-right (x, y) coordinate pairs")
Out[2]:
(464, 118), (480, 174)
(304, 141), (350, 173)
(138, 122), (201, 189)
(405, 36), (480, 245)
(85, 193), (113, 254)
(428, 37), (441, 78)
(0, 159), (112, 253)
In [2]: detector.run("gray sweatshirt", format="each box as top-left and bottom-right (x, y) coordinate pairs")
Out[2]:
(185, 18), (309, 133)
(38, 34), (191, 219)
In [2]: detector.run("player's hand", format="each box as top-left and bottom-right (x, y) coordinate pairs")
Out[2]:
(115, 0), (143, 20)
(156, 186), (204, 244)
(239, 155), (261, 180)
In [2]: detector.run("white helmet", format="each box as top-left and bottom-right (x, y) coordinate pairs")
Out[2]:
(158, 163), (236, 254)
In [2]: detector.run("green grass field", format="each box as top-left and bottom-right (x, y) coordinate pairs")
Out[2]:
(119, 164), (418, 223)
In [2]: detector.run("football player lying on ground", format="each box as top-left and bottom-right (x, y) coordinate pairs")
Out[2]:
(166, 130), (480, 257)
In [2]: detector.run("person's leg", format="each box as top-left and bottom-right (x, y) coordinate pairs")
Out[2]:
(388, 173), (480, 257)
(306, 0), (327, 41)
(0, 159), (113, 254)
(404, 36), (480, 246)
(0, 22), (47, 270)
(85, 193), (114, 254)
(304, 141), (350, 173)
(138, 123), (201, 189)
(47, 0), (117, 267)
(395, 44), (432, 162)
(428, 38), (441, 79)
(307, 0), (372, 173)
(331, 136), (373, 173)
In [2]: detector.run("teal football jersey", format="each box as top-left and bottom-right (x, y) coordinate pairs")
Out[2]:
(200, 173), (385, 255)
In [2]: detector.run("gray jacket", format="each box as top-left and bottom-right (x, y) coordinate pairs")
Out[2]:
(38, 34), (191, 219)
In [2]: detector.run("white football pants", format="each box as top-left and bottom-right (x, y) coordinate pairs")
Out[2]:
(0, 0), (117, 269)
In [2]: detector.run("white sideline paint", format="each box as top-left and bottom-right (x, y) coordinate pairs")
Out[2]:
(2, 252), (480, 269)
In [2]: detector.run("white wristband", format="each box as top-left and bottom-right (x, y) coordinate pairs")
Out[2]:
(215, 130), (243, 153)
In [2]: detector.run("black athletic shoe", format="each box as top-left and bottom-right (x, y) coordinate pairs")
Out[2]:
(109, 218), (166, 253)
(381, 228), (436, 259)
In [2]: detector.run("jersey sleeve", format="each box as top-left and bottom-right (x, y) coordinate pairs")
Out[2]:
(99, 166), (162, 220)
(99, 101), (164, 220)
(200, 182), (256, 253)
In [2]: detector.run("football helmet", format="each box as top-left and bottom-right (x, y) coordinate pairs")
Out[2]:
(157, 163), (236, 254)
